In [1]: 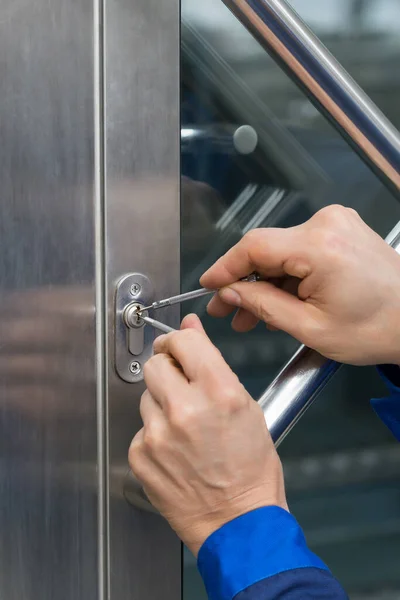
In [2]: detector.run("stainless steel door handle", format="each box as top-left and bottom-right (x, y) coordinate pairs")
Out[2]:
(220, 0), (400, 194)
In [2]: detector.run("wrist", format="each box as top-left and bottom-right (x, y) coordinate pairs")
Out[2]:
(180, 489), (288, 557)
(352, 304), (400, 366)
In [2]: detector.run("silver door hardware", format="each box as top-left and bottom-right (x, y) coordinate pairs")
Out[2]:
(129, 361), (142, 376)
(124, 303), (147, 328)
(130, 283), (142, 297)
(123, 303), (149, 356)
(116, 272), (261, 383)
(115, 274), (155, 383)
(181, 124), (258, 156)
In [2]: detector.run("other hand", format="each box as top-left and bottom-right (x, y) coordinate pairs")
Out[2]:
(128, 314), (287, 555)
(201, 205), (400, 366)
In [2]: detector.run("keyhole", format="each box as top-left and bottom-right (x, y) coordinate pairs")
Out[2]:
(124, 303), (147, 356)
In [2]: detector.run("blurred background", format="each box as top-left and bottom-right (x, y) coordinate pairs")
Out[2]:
(180, 1), (400, 598)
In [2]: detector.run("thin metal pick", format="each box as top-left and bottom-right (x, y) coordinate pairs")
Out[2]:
(139, 315), (177, 334)
(139, 272), (260, 314)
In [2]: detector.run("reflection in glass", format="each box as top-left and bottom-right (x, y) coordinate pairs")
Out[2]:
(181, 1), (400, 598)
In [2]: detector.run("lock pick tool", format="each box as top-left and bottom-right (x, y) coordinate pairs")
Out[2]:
(137, 272), (261, 334)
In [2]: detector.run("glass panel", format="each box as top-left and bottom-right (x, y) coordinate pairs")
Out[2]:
(289, 0), (400, 128)
(181, 1), (400, 598)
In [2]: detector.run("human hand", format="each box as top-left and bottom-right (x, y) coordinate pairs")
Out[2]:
(128, 314), (287, 556)
(201, 205), (400, 366)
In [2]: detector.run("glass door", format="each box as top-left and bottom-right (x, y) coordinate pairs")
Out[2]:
(181, 1), (400, 598)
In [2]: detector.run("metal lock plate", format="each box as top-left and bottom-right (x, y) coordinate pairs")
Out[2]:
(115, 273), (154, 383)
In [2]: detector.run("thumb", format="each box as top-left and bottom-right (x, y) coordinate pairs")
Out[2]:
(180, 313), (208, 335)
(219, 281), (317, 342)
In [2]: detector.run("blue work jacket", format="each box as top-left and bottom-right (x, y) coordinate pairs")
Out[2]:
(198, 365), (400, 599)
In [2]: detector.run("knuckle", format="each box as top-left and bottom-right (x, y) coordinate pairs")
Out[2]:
(139, 389), (149, 411)
(345, 206), (360, 219)
(252, 295), (275, 324)
(151, 353), (165, 366)
(283, 256), (311, 279)
(142, 359), (152, 379)
(243, 228), (265, 248)
(143, 354), (160, 376)
(170, 402), (200, 430)
(144, 353), (170, 381)
(128, 436), (143, 468)
(259, 305), (274, 325)
(219, 382), (247, 411)
(166, 331), (180, 347)
(315, 204), (347, 222)
(328, 203), (348, 217)
(129, 457), (146, 482)
(142, 425), (164, 454)
(314, 204), (357, 230)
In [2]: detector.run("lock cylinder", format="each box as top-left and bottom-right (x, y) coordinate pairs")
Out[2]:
(124, 303), (147, 329)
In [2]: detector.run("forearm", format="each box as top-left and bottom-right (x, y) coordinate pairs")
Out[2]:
(197, 506), (348, 600)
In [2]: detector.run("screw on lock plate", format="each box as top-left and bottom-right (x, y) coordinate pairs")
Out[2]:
(130, 283), (141, 297)
(129, 361), (142, 375)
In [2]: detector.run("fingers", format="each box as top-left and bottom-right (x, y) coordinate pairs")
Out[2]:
(218, 280), (318, 341)
(206, 296), (259, 332)
(206, 294), (235, 318)
(200, 228), (297, 289)
(144, 352), (189, 407)
(128, 429), (147, 479)
(231, 309), (259, 332)
(139, 389), (163, 425)
(180, 313), (207, 334)
(219, 278), (299, 332)
(153, 328), (232, 383)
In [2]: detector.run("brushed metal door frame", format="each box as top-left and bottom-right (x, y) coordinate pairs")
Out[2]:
(104, 0), (181, 598)
(0, 1), (99, 599)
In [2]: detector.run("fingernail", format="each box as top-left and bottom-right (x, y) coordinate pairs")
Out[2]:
(219, 287), (241, 307)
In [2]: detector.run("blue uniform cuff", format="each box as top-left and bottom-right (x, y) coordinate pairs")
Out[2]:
(197, 506), (329, 600)
(372, 366), (400, 441)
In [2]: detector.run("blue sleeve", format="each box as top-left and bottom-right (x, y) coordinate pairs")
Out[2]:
(197, 506), (348, 600)
(372, 365), (400, 441)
